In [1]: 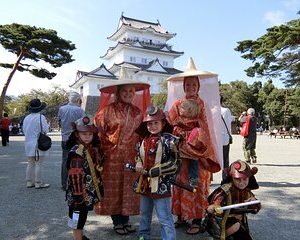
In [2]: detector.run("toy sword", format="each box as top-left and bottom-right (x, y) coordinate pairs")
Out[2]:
(125, 163), (197, 193)
(215, 200), (260, 213)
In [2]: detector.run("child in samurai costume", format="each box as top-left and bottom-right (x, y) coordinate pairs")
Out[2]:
(134, 105), (180, 240)
(204, 160), (261, 240)
(66, 116), (104, 240)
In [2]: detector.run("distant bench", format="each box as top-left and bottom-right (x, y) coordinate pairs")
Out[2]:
(269, 131), (300, 139)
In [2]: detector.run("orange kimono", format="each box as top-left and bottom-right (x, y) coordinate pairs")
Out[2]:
(168, 96), (220, 220)
(94, 102), (142, 215)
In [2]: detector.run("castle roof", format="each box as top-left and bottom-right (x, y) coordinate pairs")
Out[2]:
(108, 14), (176, 41)
(101, 40), (183, 59)
(70, 64), (117, 88)
(109, 59), (182, 75)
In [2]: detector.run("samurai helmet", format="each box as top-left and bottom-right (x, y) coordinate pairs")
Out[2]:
(74, 116), (98, 133)
(143, 105), (166, 122)
(228, 160), (258, 179)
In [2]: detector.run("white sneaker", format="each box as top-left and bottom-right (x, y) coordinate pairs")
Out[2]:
(35, 183), (50, 189)
(26, 181), (34, 188)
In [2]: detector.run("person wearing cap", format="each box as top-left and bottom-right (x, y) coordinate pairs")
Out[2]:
(58, 91), (85, 190)
(134, 105), (179, 240)
(22, 99), (50, 189)
(65, 116), (104, 240)
(205, 160), (261, 239)
(165, 58), (223, 234)
(94, 67), (150, 235)
(239, 108), (258, 164)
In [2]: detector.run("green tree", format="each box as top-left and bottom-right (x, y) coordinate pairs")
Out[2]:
(151, 79), (167, 108)
(7, 86), (68, 128)
(287, 88), (300, 126)
(0, 23), (76, 116)
(219, 80), (253, 116)
(235, 15), (300, 87)
(257, 80), (286, 126)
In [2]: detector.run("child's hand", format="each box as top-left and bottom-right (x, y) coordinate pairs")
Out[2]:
(245, 197), (261, 212)
(135, 162), (143, 174)
(206, 204), (215, 214)
(245, 197), (256, 202)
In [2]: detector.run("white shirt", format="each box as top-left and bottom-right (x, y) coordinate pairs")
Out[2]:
(221, 106), (233, 145)
(23, 113), (49, 157)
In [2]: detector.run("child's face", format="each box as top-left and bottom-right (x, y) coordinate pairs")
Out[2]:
(233, 177), (249, 190)
(119, 85), (135, 103)
(77, 131), (94, 144)
(147, 120), (164, 135)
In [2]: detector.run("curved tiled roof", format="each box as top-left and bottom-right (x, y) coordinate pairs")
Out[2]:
(71, 64), (117, 87)
(101, 40), (183, 58)
(108, 15), (176, 40)
(110, 60), (183, 75)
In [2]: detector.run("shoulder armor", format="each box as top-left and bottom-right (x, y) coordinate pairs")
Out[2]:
(162, 133), (180, 144)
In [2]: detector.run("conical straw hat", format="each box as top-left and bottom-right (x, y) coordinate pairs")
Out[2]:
(166, 57), (217, 81)
(100, 66), (150, 93)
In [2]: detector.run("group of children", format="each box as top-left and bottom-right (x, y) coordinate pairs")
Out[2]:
(66, 104), (261, 240)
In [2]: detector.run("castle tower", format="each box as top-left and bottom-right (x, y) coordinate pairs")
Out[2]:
(71, 14), (183, 115)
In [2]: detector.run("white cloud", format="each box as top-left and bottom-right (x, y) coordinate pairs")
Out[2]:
(263, 10), (286, 26)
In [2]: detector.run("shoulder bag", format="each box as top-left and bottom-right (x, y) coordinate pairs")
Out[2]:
(37, 114), (52, 151)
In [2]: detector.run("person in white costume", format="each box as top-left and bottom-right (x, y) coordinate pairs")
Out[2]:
(165, 57), (223, 234)
(23, 99), (50, 189)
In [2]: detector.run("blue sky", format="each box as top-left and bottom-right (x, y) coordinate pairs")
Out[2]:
(0, 0), (299, 96)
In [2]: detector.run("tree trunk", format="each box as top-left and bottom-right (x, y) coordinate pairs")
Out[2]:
(0, 47), (25, 117)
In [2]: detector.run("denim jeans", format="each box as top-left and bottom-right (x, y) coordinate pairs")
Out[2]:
(139, 196), (175, 240)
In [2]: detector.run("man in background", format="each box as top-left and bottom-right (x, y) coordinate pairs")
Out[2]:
(220, 96), (233, 181)
(58, 91), (85, 190)
(239, 108), (257, 164)
(0, 113), (12, 146)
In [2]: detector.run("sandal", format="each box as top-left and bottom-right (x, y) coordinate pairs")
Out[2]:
(113, 224), (128, 235)
(123, 223), (136, 233)
(186, 224), (204, 235)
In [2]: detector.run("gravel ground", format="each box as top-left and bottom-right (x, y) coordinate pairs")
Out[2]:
(0, 133), (299, 240)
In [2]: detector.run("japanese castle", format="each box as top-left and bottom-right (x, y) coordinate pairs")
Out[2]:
(70, 14), (183, 114)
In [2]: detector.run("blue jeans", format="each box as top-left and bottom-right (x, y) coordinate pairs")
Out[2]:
(139, 196), (176, 240)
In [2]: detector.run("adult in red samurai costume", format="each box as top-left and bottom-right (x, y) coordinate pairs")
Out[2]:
(165, 58), (223, 235)
(94, 67), (151, 235)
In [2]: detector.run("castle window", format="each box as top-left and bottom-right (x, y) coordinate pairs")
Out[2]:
(142, 58), (147, 64)
(163, 61), (168, 67)
(130, 56), (136, 63)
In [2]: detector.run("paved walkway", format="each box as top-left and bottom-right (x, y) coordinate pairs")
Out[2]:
(0, 133), (299, 239)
